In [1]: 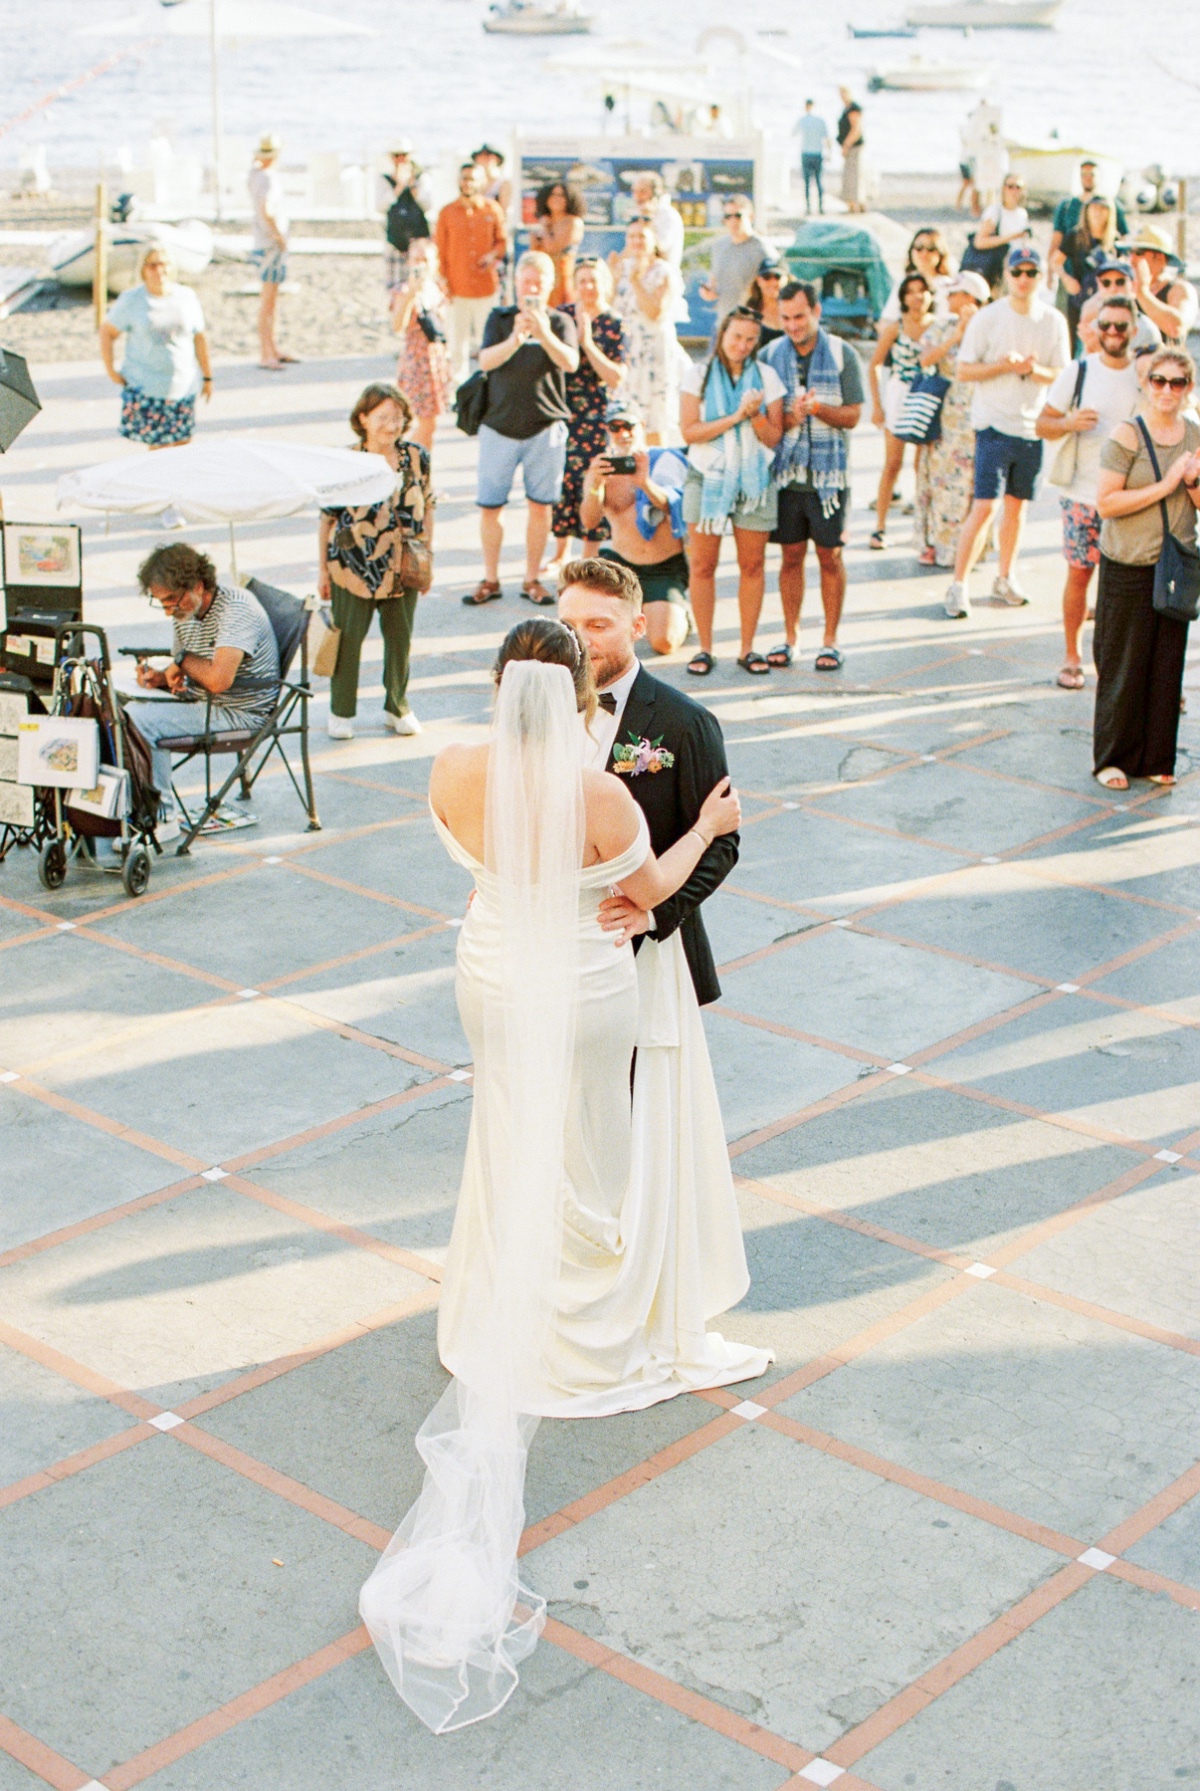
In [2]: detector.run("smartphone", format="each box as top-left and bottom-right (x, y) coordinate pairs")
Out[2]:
(607, 455), (637, 474)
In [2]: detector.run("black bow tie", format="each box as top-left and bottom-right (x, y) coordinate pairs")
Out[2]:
(598, 692), (617, 714)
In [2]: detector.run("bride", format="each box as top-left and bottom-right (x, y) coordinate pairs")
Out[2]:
(361, 617), (771, 1733)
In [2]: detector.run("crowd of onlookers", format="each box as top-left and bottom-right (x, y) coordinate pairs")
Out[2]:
(97, 123), (1200, 794)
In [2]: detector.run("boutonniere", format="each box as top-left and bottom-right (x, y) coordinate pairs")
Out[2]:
(613, 732), (675, 776)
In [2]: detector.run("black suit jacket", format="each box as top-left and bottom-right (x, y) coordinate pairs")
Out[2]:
(606, 665), (737, 1007)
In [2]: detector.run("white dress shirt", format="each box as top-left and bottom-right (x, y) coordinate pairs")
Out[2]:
(582, 658), (640, 771)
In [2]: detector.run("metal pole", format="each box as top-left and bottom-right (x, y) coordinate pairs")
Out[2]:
(93, 178), (107, 329)
(210, 0), (223, 223)
(228, 520), (238, 583)
(1178, 177), (1189, 266)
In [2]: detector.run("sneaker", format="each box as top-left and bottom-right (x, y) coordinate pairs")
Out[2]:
(989, 575), (1030, 607)
(384, 711), (422, 736)
(944, 581), (968, 619)
(327, 715), (354, 740)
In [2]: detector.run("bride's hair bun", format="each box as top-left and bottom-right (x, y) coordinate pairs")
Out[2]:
(493, 618), (596, 723)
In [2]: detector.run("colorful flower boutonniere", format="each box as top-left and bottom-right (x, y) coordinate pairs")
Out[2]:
(613, 733), (675, 776)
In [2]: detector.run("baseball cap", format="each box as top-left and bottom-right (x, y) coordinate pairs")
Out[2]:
(1007, 244), (1041, 271)
(1093, 256), (1133, 280)
(758, 256), (784, 277)
(947, 270), (990, 302)
(606, 394), (643, 425)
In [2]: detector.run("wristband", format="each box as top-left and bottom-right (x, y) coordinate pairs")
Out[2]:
(688, 827), (711, 852)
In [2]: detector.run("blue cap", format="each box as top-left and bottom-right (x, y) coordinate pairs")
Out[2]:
(1007, 244), (1041, 272)
(605, 393), (643, 424)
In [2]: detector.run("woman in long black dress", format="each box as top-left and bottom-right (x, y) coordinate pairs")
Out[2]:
(547, 257), (626, 575)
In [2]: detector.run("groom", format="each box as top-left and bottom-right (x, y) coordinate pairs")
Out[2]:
(558, 557), (736, 1004)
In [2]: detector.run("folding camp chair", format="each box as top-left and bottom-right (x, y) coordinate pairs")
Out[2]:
(122, 578), (320, 856)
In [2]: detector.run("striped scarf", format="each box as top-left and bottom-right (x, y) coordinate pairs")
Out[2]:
(762, 328), (848, 517)
(694, 355), (774, 532)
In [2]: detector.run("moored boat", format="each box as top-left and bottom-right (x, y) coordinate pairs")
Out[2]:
(483, 2), (592, 33)
(46, 219), (214, 292)
(869, 57), (990, 91)
(905, 0), (1062, 26)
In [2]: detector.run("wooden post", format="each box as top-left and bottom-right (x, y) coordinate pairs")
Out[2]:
(1178, 178), (1189, 266)
(93, 179), (108, 329)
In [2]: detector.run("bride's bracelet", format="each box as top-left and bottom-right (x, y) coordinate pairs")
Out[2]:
(688, 828), (712, 852)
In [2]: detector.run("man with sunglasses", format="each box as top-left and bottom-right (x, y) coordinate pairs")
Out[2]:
(944, 245), (1069, 618)
(579, 397), (690, 654)
(1037, 296), (1141, 689)
(699, 196), (772, 323)
(1086, 258), (1161, 355)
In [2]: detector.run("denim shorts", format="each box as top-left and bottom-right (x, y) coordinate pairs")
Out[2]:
(973, 426), (1043, 502)
(682, 468), (777, 533)
(476, 421), (568, 508)
(250, 247), (288, 285)
(1060, 497), (1102, 569)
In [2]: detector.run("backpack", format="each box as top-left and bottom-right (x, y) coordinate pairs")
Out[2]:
(385, 183), (430, 256)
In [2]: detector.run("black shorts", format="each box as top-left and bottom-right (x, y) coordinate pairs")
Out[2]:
(598, 544), (689, 606)
(770, 485), (850, 550)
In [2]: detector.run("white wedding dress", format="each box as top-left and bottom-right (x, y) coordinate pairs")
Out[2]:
(361, 662), (770, 1735)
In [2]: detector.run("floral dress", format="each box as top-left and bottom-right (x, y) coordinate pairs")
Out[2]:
(913, 319), (975, 568)
(614, 260), (681, 441)
(552, 303), (626, 542)
(395, 279), (452, 422)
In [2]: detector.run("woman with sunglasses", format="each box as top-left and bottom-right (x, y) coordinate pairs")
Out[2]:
(881, 228), (955, 323)
(1092, 347), (1200, 789)
(99, 246), (211, 447)
(680, 306), (784, 676)
(747, 261), (785, 346)
(1038, 296), (1141, 690)
(972, 174), (1031, 291)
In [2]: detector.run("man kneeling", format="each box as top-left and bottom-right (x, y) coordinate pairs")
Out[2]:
(579, 397), (691, 655)
(125, 543), (280, 834)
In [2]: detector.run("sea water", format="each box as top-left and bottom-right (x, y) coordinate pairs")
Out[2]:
(0, 0), (1191, 187)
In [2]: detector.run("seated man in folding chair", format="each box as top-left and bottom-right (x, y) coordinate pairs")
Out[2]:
(125, 543), (280, 841)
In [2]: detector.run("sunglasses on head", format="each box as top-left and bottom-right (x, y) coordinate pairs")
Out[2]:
(1148, 373), (1190, 391)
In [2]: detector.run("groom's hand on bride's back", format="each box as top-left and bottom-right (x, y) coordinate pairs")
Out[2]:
(597, 894), (652, 945)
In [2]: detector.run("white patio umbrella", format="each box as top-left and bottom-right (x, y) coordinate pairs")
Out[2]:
(57, 436), (395, 579)
(79, 1), (371, 220)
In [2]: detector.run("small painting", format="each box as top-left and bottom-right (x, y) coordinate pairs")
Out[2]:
(3, 524), (82, 588)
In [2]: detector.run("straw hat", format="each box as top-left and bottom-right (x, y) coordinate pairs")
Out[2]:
(388, 138), (415, 159)
(256, 132), (283, 158)
(1126, 223), (1181, 264)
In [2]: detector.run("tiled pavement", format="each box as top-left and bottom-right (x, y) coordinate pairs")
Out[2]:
(1, 353), (1199, 1789)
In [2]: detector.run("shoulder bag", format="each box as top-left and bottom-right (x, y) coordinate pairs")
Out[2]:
(454, 369), (489, 437)
(396, 442), (434, 594)
(1135, 416), (1200, 623)
(960, 222), (1007, 290)
(1047, 359), (1088, 490)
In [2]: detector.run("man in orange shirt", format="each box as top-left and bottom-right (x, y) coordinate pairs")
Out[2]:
(436, 162), (507, 386)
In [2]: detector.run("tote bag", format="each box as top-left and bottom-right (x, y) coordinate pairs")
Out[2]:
(892, 371), (951, 445)
(1136, 418), (1200, 624)
(1047, 359), (1088, 490)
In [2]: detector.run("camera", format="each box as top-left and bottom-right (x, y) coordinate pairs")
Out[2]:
(606, 455), (637, 474)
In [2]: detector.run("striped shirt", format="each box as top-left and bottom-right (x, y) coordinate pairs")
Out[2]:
(174, 583), (279, 717)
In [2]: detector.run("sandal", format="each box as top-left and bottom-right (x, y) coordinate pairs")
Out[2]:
(463, 580), (503, 605)
(1056, 665), (1086, 690)
(686, 650), (715, 676)
(869, 530), (887, 550)
(737, 651), (771, 675)
(1095, 767), (1129, 791)
(814, 645), (844, 672)
(520, 580), (556, 607)
(1148, 774), (1176, 786)
(918, 547), (937, 566)
(765, 643), (794, 668)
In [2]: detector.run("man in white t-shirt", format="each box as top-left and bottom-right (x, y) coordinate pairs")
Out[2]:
(944, 245), (1070, 618)
(1036, 295), (1140, 689)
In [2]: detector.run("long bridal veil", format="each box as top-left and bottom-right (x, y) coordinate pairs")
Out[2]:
(360, 659), (585, 1732)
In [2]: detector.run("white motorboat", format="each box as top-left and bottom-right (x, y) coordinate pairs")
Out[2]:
(1004, 142), (1125, 209)
(869, 57), (991, 91)
(483, 2), (592, 34)
(46, 219), (214, 292)
(905, 0), (1062, 26)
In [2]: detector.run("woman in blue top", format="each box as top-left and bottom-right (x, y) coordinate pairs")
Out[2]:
(100, 246), (211, 447)
(680, 306), (784, 676)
